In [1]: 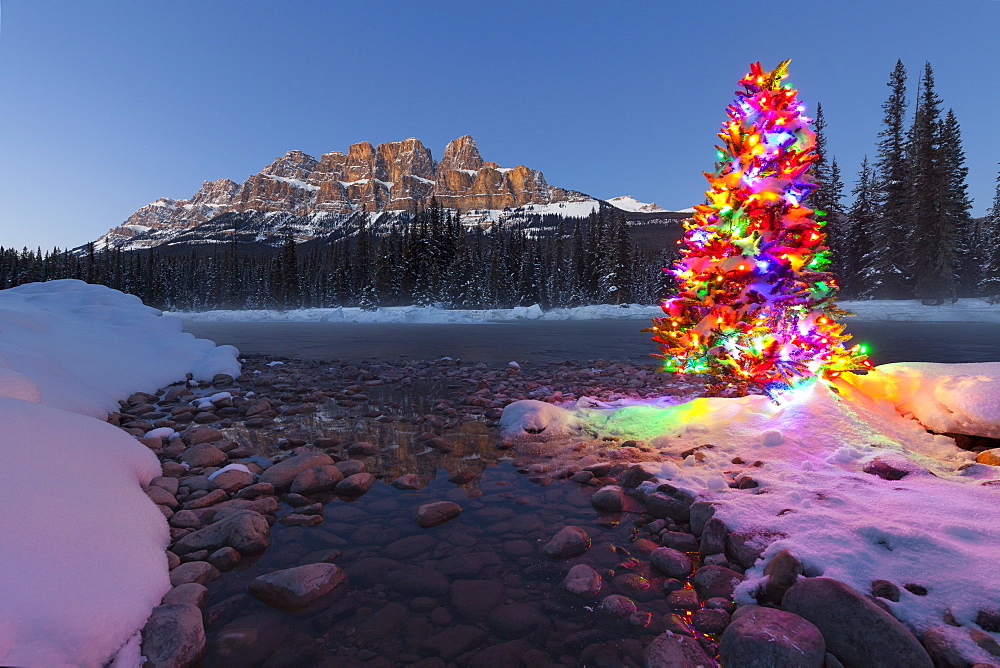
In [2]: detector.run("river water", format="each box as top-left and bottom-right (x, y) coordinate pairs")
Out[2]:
(183, 318), (1000, 366)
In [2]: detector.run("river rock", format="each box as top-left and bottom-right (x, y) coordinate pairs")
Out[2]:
(249, 563), (346, 610)
(562, 564), (603, 597)
(645, 631), (715, 667)
(644, 484), (696, 522)
(414, 501), (462, 528)
(762, 549), (803, 604)
(488, 602), (545, 639)
(141, 603), (206, 668)
(921, 626), (968, 668)
(258, 452), (334, 490)
(542, 525), (591, 558)
(180, 443), (227, 468)
(650, 547), (694, 579)
(689, 500), (717, 535)
(451, 579), (504, 621)
(727, 528), (786, 568)
(388, 566), (451, 597)
(421, 625), (487, 661)
(782, 577), (933, 667)
(172, 509), (270, 555)
(391, 473), (426, 490)
(290, 465), (344, 494)
(591, 485), (626, 512)
(187, 427), (224, 445)
(346, 441), (379, 457)
(691, 565), (745, 601)
(719, 605), (825, 667)
(169, 560), (219, 587)
(699, 517), (727, 557)
(210, 468), (254, 493)
(162, 583), (209, 609)
(206, 611), (289, 666)
(335, 472), (376, 496)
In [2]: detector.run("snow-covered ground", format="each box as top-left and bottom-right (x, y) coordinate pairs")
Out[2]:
(501, 364), (1000, 663)
(0, 280), (240, 666)
(169, 298), (1000, 324)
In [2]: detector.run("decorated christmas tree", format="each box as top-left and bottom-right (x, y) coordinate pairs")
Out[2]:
(648, 60), (871, 396)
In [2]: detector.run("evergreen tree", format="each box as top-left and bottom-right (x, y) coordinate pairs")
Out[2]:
(868, 60), (912, 298)
(938, 108), (975, 295)
(846, 157), (877, 297)
(648, 60), (870, 395)
(981, 166), (1000, 301)
(910, 62), (955, 304)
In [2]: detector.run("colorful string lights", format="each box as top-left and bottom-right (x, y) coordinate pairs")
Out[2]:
(647, 60), (871, 396)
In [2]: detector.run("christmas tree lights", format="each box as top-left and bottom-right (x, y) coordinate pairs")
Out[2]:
(648, 60), (871, 396)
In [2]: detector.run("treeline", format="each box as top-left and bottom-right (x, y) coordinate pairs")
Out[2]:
(812, 60), (1000, 302)
(0, 204), (676, 311)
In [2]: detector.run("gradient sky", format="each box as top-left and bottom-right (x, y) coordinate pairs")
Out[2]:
(2, 1), (999, 251)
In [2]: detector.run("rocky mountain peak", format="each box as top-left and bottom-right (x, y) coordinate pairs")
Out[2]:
(439, 135), (484, 172)
(96, 134), (595, 250)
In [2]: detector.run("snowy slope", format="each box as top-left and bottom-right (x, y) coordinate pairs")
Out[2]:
(606, 195), (670, 213)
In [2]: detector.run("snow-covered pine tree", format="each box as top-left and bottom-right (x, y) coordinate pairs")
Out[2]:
(910, 62), (956, 305)
(845, 157), (876, 297)
(867, 60), (912, 299)
(938, 108), (975, 295)
(981, 166), (1000, 301)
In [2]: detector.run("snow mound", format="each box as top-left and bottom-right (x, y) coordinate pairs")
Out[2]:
(500, 362), (1000, 652)
(846, 362), (1000, 438)
(0, 398), (169, 667)
(0, 279), (240, 417)
(0, 280), (243, 665)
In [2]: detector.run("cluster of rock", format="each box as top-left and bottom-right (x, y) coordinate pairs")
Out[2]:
(543, 461), (998, 667)
(116, 355), (1000, 666)
(97, 135), (591, 249)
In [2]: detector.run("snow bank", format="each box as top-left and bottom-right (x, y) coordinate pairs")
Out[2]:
(841, 298), (1000, 323)
(847, 362), (1000, 439)
(0, 280), (242, 666)
(169, 298), (1000, 325)
(501, 363), (1000, 659)
(0, 279), (240, 417)
(0, 399), (169, 667)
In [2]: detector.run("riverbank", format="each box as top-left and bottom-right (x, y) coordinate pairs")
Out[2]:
(129, 354), (1000, 666)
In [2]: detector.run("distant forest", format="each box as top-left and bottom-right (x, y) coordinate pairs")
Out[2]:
(2, 61), (1000, 310)
(0, 205), (676, 311)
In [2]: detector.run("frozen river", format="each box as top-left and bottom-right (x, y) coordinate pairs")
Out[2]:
(181, 318), (1000, 366)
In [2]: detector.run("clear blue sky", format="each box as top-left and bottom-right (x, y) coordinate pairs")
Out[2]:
(2, 0), (998, 250)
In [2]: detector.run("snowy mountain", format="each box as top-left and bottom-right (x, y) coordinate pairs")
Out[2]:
(605, 195), (669, 213)
(88, 135), (691, 253)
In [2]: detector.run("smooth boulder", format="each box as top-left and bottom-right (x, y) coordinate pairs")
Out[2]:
(719, 605), (825, 667)
(645, 631), (715, 667)
(141, 603), (206, 668)
(249, 563), (346, 610)
(782, 577), (933, 668)
(258, 452), (334, 490)
(172, 509), (270, 555)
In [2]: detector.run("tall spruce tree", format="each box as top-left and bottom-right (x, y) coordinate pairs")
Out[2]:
(867, 60), (912, 298)
(846, 157), (877, 297)
(910, 62), (955, 304)
(981, 166), (1000, 301)
(938, 108), (975, 295)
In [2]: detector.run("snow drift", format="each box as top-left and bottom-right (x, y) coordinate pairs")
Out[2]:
(0, 280), (241, 666)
